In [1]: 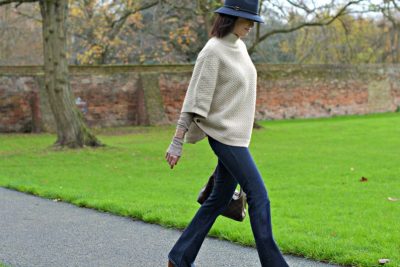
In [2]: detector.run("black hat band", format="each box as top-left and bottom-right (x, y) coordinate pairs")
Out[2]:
(224, 4), (259, 15)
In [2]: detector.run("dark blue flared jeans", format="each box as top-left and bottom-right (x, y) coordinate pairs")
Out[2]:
(168, 135), (289, 267)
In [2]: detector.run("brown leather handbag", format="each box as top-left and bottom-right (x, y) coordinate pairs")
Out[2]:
(197, 170), (247, 222)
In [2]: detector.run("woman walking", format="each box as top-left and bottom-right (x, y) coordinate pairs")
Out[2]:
(165, 1), (289, 266)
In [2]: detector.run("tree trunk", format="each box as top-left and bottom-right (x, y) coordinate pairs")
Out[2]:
(0, 5), (11, 63)
(39, 0), (101, 148)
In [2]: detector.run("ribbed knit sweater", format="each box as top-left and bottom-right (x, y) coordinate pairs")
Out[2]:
(181, 32), (257, 147)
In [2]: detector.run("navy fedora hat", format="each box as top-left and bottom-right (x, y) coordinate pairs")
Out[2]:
(214, 0), (264, 23)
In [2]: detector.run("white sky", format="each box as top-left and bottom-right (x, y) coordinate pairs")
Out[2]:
(265, 0), (387, 20)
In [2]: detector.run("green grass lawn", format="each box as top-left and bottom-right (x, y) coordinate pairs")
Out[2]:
(1, 113), (399, 267)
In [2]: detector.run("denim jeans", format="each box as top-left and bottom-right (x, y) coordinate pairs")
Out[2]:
(168, 135), (289, 267)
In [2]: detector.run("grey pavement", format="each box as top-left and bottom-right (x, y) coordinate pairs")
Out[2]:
(0, 187), (341, 267)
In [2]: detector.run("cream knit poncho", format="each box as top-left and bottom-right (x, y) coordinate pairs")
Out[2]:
(181, 32), (257, 147)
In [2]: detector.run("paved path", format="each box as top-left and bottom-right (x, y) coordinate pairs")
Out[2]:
(0, 187), (341, 267)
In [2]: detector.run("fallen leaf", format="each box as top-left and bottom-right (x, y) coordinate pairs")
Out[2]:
(378, 259), (390, 265)
(359, 177), (368, 182)
(387, 197), (399, 202)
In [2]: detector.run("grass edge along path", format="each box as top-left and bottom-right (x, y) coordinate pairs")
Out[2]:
(0, 112), (399, 267)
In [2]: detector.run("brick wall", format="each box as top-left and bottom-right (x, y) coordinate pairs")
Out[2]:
(0, 64), (399, 132)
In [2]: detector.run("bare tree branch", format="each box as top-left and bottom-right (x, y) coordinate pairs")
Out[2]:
(111, 1), (159, 29)
(0, 0), (37, 6)
(369, 0), (399, 28)
(286, 0), (315, 14)
(390, 0), (399, 11)
(108, 0), (159, 41)
(248, 0), (364, 54)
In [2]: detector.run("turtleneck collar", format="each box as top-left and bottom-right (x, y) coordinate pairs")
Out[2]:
(220, 32), (240, 46)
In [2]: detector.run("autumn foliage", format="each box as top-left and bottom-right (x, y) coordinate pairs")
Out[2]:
(0, 0), (399, 65)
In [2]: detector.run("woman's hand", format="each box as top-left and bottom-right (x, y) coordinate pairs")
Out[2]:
(165, 136), (183, 169)
(166, 116), (192, 169)
(165, 152), (180, 169)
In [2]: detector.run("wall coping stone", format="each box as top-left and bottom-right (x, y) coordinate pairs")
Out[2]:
(1, 64), (399, 77)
